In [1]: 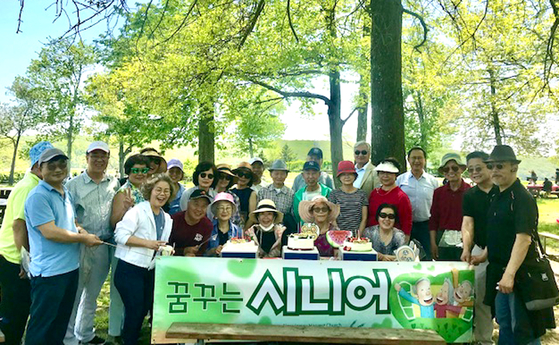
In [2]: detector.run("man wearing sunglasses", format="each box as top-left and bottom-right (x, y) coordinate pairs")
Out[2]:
(460, 151), (497, 345)
(352, 141), (380, 198)
(65, 141), (120, 345)
(24, 148), (103, 345)
(483, 145), (554, 343)
(429, 153), (470, 261)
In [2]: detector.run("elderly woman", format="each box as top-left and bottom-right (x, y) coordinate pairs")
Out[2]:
(166, 158), (186, 215)
(328, 160), (368, 236)
(362, 203), (406, 261)
(231, 162), (257, 225)
(179, 161), (218, 211)
(367, 158), (412, 242)
(111, 154), (151, 228)
(298, 196), (341, 257)
(246, 199), (286, 258)
(113, 174), (175, 345)
(206, 192), (243, 256)
(139, 147), (167, 176)
(215, 164), (243, 227)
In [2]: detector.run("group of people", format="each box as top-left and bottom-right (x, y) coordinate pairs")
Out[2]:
(0, 139), (555, 344)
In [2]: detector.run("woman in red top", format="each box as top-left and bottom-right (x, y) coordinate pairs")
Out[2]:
(367, 158), (412, 242)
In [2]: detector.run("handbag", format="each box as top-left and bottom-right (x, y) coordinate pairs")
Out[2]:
(516, 229), (559, 311)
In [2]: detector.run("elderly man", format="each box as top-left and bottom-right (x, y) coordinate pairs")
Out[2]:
(352, 141), (379, 197)
(24, 148), (102, 345)
(460, 151), (497, 345)
(249, 157), (269, 193)
(396, 147), (439, 259)
(293, 161), (332, 224)
(65, 141), (120, 345)
(292, 148), (334, 192)
(429, 153), (470, 261)
(484, 145), (555, 343)
(257, 159), (294, 215)
(0, 141), (52, 345)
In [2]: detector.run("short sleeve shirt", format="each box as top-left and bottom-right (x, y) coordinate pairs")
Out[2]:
(462, 185), (499, 248)
(169, 211), (212, 256)
(0, 172), (40, 264)
(362, 225), (406, 255)
(328, 189), (368, 235)
(25, 180), (80, 277)
(486, 179), (538, 266)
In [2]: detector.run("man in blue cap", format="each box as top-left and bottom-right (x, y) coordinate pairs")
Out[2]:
(293, 160), (332, 224)
(0, 141), (52, 345)
(291, 147), (334, 192)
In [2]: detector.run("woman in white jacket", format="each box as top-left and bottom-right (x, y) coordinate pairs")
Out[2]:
(114, 174), (175, 345)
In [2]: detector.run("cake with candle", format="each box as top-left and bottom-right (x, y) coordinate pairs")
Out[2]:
(221, 238), (258, 252)
(342, 237), (373, 252)
(287, 233), (316, 250)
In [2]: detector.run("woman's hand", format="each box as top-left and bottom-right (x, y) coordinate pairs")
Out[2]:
(215, 245), (224, 255)
(144, 240), (167, 251)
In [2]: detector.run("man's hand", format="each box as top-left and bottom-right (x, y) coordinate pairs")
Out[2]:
(498, 272), (515, 294)
(431, 243), (439, 260)
(183, 245), (200, 256)
(18, 266), (27, 279)
(460, 249), (471, 263)
(82, 233), (103, 247)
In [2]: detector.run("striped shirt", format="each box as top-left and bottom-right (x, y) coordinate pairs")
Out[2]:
(328, 189), (368, 235)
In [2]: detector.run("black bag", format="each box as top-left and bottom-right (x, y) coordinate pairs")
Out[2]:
(516, 230), (559, 311)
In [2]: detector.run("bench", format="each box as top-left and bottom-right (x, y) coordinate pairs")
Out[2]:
(165, 322), (446, 344)
(540, 232), (559, 257)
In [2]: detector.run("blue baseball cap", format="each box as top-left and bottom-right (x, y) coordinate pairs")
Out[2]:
(303, 161), (320, 171)
(29, 141), (54, 167)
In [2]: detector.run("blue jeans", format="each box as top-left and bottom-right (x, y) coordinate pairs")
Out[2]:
(495, 291), (541, 345)
(26, 269), (79, 345)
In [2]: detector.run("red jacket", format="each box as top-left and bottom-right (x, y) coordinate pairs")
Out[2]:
(367, 186), (413, 235)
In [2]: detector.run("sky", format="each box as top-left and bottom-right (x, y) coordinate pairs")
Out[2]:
(0, 1), (364, 143)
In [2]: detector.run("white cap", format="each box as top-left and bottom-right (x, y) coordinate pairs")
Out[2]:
(87, 141), (110, 154)
(374, 161), (399, 174)
(249, 157), (264, 165)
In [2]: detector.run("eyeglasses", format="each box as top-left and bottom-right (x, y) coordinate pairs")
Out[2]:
(467, 166), (483, 174)
(237, 172), (251, 179)
(355, 150), (368, 156)
(89, 153), (108, 160)
(442, 166), (460, 173)
(46, 160), (68, 171)
(312, 206), (330, 213)
(486, 163), (504, 170)
(379, 212), (396, 220)
(216, 206), (232, 212)
(200, 173), (214, 179)
(130, 167), (149, 174)
(153, 187), (171, 195)
(219, 174), (232, 181)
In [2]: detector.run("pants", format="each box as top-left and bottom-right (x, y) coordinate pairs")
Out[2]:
(65, 245), (112, 344)
(0, 255), (31, 345)
(471, 245), (493, 344)
(114, 259), (155, 345)
(108, 248), (125, 337)
(26, 269), (79, 345)
(436, 230), (462, 261)
(411, 221), (431, 260)
(495, 292), (541, 345)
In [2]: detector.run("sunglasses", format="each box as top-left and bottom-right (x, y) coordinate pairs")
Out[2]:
(355, 150), (368, 156)
(200, 172), (214, 179)
(46, 160), (68, 171)
(486, 163), (505, 170)
(467, 166), (483, 174)
(442, 166), (460, 173)
(379, 212), (396, 220)
(219, 173), (233, 181)
(237, 172), (251, 179)
(150, 157), (162, 165)
(312, 206), (330, 213)
(130, 167), (149, 174)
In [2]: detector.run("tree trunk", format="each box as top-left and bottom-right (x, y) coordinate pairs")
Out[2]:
(8, 133), (21, 185)
(198, 102), (215, 163)
(328, 68), (343, 187)
(488, 68), (503, 145)
(356, 74), (368, 142)
(369, 0), (405, 168)
(67, 112), (74, 170)
(414, 90), (427, 149)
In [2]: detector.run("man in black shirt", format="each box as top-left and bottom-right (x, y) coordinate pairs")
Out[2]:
(484, 145), (555, 344)
(460, 151), (497, 345)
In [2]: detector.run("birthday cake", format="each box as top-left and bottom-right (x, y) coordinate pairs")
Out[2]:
(221, 238), (258, 253)
(287, 233), (316, 250)
(342, 237), (373, 252)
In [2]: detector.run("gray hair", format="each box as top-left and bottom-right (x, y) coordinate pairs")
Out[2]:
(354, 141), (371, 151)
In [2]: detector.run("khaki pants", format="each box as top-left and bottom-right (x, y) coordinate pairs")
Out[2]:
(472, 245), (494, 344)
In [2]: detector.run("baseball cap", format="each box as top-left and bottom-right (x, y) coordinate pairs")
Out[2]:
(189, 189), (212, 203)
(249, 157), (264, 165)
(86, 141), (110, 154)
(38, 148), (69, 166)
(307, 147), (323, 159)
(303, 161), (320, 171)
(167, 158), (184, 172)
(29, 141), (54, 167)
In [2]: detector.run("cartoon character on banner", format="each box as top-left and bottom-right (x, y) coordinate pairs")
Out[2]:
(394, 277), (435, 318)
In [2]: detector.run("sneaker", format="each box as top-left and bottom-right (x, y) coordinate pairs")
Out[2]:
(80, 335), (106, 345)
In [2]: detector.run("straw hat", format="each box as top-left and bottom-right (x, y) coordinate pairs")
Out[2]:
(298, 196), (340, 223)
(248, 199), (284, 224)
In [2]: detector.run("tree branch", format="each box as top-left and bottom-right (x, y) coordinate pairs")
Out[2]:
(238, 0), (266, 50)
(16, 0), (25, 33)
(156, 0), (198, 46)
(402, 8), (428, 51)
(248, 79), (332, 106)
(341, 107), (359, 126)
(543, 0), (559, 90)
(287, 0), (299, 43)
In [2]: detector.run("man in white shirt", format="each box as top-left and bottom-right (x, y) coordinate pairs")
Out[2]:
(396, 147), (438, 259)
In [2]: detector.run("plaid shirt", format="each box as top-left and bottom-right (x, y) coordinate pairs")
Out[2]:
(257, 184), (295, 215)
